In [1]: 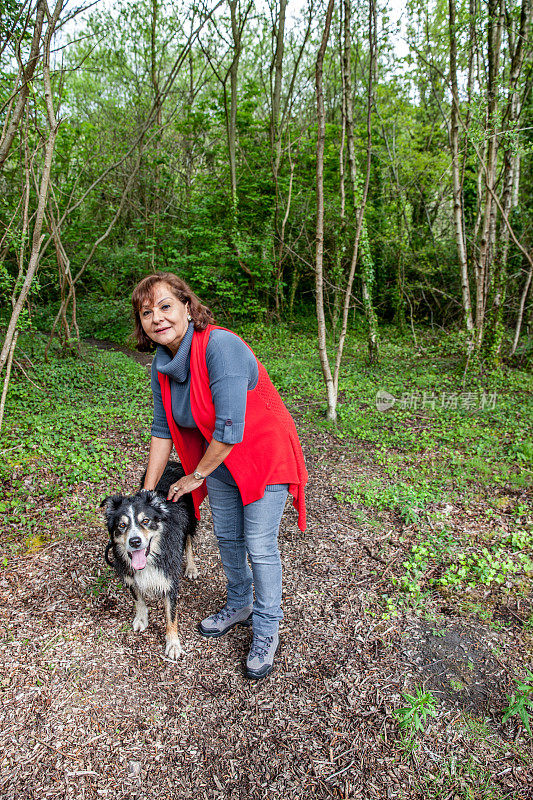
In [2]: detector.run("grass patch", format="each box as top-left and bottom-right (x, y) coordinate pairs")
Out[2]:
(0, 332), (151, 553)
(241, 320), (532, 495)
(239, 320), (532, 607)
(339, 477), (444, 523)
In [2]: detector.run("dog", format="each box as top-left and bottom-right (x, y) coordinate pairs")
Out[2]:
(100, 461), (198, 660)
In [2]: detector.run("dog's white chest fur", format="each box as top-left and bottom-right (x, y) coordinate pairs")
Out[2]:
(127, 564), (171, 597)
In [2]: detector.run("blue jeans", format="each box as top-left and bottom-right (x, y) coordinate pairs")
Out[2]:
(206, 475), (288, 637)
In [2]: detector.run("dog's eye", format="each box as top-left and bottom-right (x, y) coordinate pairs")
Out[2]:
(117, 522), (126, 530)
(142, 518), (150, 525)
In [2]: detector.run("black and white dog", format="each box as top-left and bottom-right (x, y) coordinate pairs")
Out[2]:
(101, 462), (198, 660)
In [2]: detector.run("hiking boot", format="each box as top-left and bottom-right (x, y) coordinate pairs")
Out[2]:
(246, 631), (280, 680)
(198, 605), (253, 638)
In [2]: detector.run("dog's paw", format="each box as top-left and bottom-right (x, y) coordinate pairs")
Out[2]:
(132, 611), (149, 633)
(184, 563), (199, 580)
(165, 635), (184, 660)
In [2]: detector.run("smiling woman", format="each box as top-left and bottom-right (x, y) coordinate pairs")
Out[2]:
(132, 274), (214, 353)
(131, 272), (308, 680)
(140, 288), (190, 354)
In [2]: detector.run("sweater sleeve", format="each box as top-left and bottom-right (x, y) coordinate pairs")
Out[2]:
(206, 330), (259, 444)
(150, 359), (172, 439)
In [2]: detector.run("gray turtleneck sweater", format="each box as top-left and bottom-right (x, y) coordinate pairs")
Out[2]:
(150, 322), (258, 484)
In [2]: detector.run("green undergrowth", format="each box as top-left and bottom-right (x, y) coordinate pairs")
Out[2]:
(389, 510), (532, 601)
(238, 320), (532, 498)
(0, 332), (151, 554)
(237, 320), (532, 608)
(393, 708), (532, 798)
(30, 297), (134, 344)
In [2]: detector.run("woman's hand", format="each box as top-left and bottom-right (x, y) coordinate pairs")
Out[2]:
(166, 441), (234, 501)
(167, 474), (204, 502)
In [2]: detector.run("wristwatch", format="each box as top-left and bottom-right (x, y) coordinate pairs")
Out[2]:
(193, 470), (205, 481)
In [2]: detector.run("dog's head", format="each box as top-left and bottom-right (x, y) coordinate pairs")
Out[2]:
(100, 491), (170, 571)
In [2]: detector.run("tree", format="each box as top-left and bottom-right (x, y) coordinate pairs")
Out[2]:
(0, 0), (66, 432)
(315, 0), (378, 423)
(315, 0), (336, 420)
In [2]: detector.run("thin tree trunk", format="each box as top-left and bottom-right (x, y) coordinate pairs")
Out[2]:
(205, 1), (253, 282)
(484, 0), (531, 361)
(332, 0), (346, 333)
(0, 332), (18, 436)
(151, 0), (162, 127)
(16, 111), (32, 299)
(47, 193), (80, 347)
(0, 0), (63, 376)
(335, 0), (378, 379)
(448, 0), (474, 333)
(271, 2), (313, 309)
(271, 0), (287, 312)
(275, 134), (295, 307)
(474, 0), (504, 350)
(359, 0), (379, 364)
(150, 0), (161, 269)
(227, 0), (243, 208)
(288, 264), (299, 315)
(315, 0), (337, 421)
(510, 263), (532, 357)
(339, 0), (346, 224)
(270, 0), (286, 173)
(0, 0), (46, 170)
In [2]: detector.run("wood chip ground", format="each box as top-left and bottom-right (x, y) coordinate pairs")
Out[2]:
(1, 365), (531, 799)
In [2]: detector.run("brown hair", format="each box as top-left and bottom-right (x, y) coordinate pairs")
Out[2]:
(131, 272), (214, 351)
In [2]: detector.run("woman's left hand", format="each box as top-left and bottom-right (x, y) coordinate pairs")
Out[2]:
(167, 474), (204, 501)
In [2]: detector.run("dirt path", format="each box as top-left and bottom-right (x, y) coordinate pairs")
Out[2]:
(1, 345), (531, 800)
(83, 338), (153, 368)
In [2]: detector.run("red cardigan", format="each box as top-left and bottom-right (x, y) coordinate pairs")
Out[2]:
(157, 325), (307, 531)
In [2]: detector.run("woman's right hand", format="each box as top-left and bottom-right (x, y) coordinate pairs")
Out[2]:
(167, 474), (204, 501)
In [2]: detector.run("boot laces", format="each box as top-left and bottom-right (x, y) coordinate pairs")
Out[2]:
(212, 606), (237, 623)
(249, 635), (273, 660)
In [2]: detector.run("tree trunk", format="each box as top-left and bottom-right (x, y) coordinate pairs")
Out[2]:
(474, 0), (504, 350)
(271, 0), (287, 312)
(270, 0), (287, 173)
(0, 0), (46, 170)
(227, 0), (244, 208)
(510, 262), (532, 357)
(448, 0), (474, 334)
(335, 0), (379, 378)
(0, 331), (18, 436)
(275, 135), (295, 310)
(0, 0), (62, 375)
(314, 0), (337, 421)
(484, 0), (531, 362)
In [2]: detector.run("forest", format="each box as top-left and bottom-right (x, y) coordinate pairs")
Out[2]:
(1, 0), (532, 379)
(0, 1), (532, 798)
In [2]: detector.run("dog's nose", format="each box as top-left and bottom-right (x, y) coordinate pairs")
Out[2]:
(128, 536), (142, 549)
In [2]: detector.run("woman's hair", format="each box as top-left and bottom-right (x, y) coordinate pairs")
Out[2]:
(131, 272), (214, 351)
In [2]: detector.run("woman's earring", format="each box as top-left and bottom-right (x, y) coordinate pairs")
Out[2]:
(187, 311), (192, 321)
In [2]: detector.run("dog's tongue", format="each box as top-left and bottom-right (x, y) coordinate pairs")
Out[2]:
(130, 548), (147, 570)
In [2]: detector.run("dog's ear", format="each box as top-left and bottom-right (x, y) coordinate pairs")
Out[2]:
(139, 490), (170, 515)
(100, 494), (124, 516)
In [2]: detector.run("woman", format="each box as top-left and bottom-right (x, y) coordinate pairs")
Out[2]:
(132, 273), (307, 680)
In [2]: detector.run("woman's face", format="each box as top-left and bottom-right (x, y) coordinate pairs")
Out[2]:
(139, 282), (189, 355)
